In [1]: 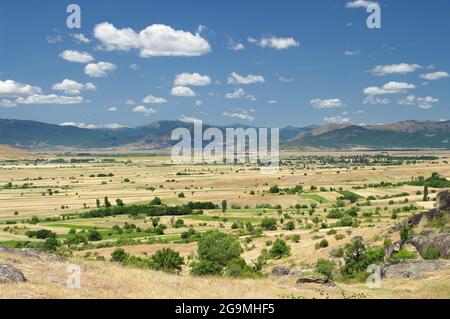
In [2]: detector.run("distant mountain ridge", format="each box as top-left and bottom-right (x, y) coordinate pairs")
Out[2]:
(0, 118), (449, 151)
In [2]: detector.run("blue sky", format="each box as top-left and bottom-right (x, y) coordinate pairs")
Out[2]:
(0, 0), (449, 129)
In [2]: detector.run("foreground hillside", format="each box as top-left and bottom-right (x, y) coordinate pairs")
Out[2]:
(1, 248), (449, 299)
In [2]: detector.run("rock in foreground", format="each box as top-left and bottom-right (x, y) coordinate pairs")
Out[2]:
(0, 264), (27, 283)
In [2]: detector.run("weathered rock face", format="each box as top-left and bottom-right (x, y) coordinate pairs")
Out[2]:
(407, 233), (450, 258)
(296, 274), (334, 285)
(389, 209), (444, 233)
(0, 264), (27, 283)
(382, 260), (450, 279)
(271, 266), (290, 277)
(385, 240), (403, 261)
(437, 190), (450, 211)
(271, 266), (313, 278)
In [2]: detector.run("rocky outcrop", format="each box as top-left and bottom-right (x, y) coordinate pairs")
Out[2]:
(437, 190), (450, 211)
(385, 240), (403, 261)
(0, 247), (65, 262)
(407, 233), (450, 258)
(271, 266), (313, 278)
(271, 266), (291, 277)
(272, 266), (334, 285)
(296, 274), (334, 285)
(389, 209), (444, 233)
(0, 264), (27, 283)
(382, 260), (450, 279)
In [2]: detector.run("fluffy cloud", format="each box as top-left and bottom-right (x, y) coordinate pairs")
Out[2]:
(174, 73), (211, 86)
(324, 116), (351, 124)
(108, 106), (118, 112)
(346, 0), (378, 8)
(310, 98), (345, 109)
(419, 71), (449, 81)
(224, 88), (256, 101)
(229, 42), (245, 51)
(222, 111), (255, 121)
(71, 33), (90, 44)
(268, 100), (278, 104)
(225, 88), (245, 99)
(142, 95), (167, 104)
(15, 94), (84, 105)
(52, 79), (96, 95)
(195, 100), (203, 106)
(84, 62), (117, 77)
(133, 105), (157, 115)
(171, 86), (196, 97)
(257, 36), (299, 50)
(363, 96), (391, 105)
(94, 22), (211, 57)
(363, 82), (415, 95)
(397, 95), (439, 109)
(59, 50), (95, 63)
(0, 80), (41, 96)
(227, 72), (265, 85)
(370, 63), (422, 76)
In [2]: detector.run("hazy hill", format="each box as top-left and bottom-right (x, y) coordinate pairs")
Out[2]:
(1, 118), (449, 150)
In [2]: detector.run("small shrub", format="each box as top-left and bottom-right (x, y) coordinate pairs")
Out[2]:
(314, 258), (336, 279)
(423, 246), (440, 260)
(269, 239), (291, 259)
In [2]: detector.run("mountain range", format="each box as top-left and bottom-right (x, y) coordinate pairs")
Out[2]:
(0, 118), (449, 151)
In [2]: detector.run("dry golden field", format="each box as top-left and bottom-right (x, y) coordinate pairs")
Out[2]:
(1, 150), (449, 299)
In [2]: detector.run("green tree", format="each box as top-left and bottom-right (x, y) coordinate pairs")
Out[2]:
(314, 258), (336, 279)
(221, 200), (227, 213)
(150, 248), (184, 273)
(423, 186), (429, 201)
(111, 248), (129, 263)
(269, 185), (280, 194)
(42, 237), (60, 252)
(88, 230), (103, 241)
(269, 239), (291, 259)
(150, 197), (162, 205)
(104, 197), (111, 208)
(261, 218), (277, 231)
(116, 198), (124, 207)
(192, 231), (242, 275)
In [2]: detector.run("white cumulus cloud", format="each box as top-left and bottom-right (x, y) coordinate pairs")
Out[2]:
(256, 36), (299, 50)
(364, 81), (415, 95)
(370, 63), (422, 76)
(310, 98), (345, 109)
(60, 50), (95, 63)
(52, 79), (96, 95)
(171, 86), (196, 97)
(15, 94), (84, 105)
(142, 95), (167, 104)
(84, 62), (117, 77)
(94, 22), (211, 57)
(227, 72), (265, 85)
(419, 71), (449, 81)
(346, 0), (378, 9)
(133, 105), (157, 115)
(0, 80), (42, 96)
(174, 73), (211, 86)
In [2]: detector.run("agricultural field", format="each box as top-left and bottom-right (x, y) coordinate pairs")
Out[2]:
(0, 150), (449, 299)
